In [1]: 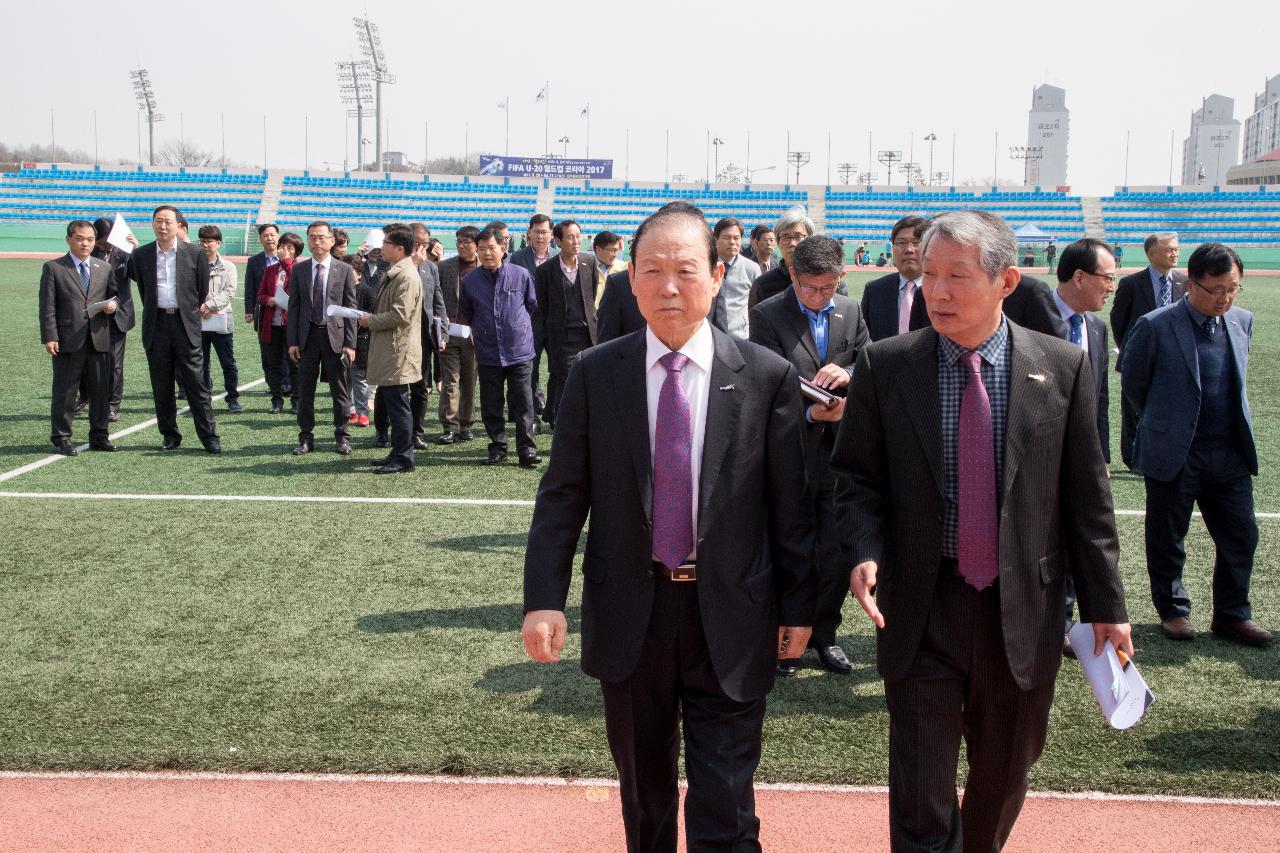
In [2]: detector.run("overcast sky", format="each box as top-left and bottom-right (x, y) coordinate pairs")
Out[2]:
(7, 0), (1277, 194)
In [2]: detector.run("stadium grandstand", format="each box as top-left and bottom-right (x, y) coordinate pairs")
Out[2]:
(3, 164), (1280, 264)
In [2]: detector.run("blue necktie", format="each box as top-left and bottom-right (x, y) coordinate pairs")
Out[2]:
(1069, 313), (1083, 348)
(1158, 275), (1171, 307)
(79, 261), (90, 294)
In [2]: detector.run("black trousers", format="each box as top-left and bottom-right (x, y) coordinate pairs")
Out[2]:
(146, 313), (218, 444)
(380, 383), (414, 468)
(884, 570), (1055, 853)
(810, 476), (846, 648)
(296, 328), (352, 444)
(52, 343), (110, 444)
(79, 326), (128, 409)
(544, 328), (592, 426)
(201, 331), (240, 403)
(263, 325), (299, 407)
(600, 580), (766, 853)
(1144, 442), (1257, 622)
(478, 361), (536, 456)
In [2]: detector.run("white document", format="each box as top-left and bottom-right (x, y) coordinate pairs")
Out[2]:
(447, 323), (472, 339)
(1069, 622), (1155, 730)
(201, 312), (232, 334)
(326, 304), (368, 320)
(272, 283), (289, 309)
(107, 214), (135, 254)
(86, 298), (118, 318)
(364, 228), (385, 250)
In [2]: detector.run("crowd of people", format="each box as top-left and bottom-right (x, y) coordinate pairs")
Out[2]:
(37, 198), (1269, 851)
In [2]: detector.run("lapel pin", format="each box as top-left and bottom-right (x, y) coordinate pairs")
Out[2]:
(833, 313), (844, 319)
(718, 384), (736, 391)
(1028, 373), (1047, 382)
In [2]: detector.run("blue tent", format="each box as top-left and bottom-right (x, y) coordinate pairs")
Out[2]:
(1013, 222), (1052, 243)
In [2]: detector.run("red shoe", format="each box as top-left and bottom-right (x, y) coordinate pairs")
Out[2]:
(357, 414), (369, 427)
(348, 412), (359, 424)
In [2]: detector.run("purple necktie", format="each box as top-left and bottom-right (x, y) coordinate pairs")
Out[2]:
(652, 352), (694, 571)
(311, 263), (326, 324)
(958, 351), (998, 590)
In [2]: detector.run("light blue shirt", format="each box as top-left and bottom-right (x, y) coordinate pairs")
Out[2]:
(1052, 289), (1088, 354)
(795, 289), (835, 363)
(1148, 266), (1173, 308)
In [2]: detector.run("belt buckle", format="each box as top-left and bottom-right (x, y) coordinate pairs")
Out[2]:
(670, 561), (697, 582)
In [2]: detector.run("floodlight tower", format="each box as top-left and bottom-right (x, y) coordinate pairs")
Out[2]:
(337, 60), (373, 170)
(130, 68), (164, 166)
(876, 149), (902, 186)
(899, 162), (923, 184)
(787, 150), (811, 184)
(923, 132), (938, 184)
(353, 16), (395, 170)
(837, 162), (857, 184)
(1009, 145), (1044, 186)
(858, 171), (876, 186)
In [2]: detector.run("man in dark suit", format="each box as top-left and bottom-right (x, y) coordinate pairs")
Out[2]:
(127, 205), (220, 453)
(286, 221), (357, 456)
(861, 215), (927, 341)
(832, 210), (1131, 852)
(39, 220), (117, 454)
(1121, 242), (1270, 647)
(1110, 232), (1186, 469)
(523, 202), (815, 852)
(910, 269), (1069, 340)
(595, 268), (646, 343)
(243, 223), (287, 405)
(508, 214), (557, 423)
(435, 225), (480, 444)
(89, 217), (135, 422)
(534, 219), (597, 429)
(750, 235), (870, 676)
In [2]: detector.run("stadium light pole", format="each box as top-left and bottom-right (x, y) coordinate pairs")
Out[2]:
(559, 135), (570, 159)
(858, 172), (876, 186)
(353, 17), (395, 171)
(924, 132), (937, 185)
(838, 162), (857, 184)
(876, 150), (902, 187)
(787, 150), (811, 185)
(582, 103), (591, 160)
(497, 97), (509, 156)
(712, 136), (724, 182)
(130, 67), (164, 167)
(337, 59), (373, 170)
(1010, 146), (1044, 187)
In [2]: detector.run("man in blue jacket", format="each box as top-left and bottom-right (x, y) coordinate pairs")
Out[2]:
(1121, 242), (1270, 646)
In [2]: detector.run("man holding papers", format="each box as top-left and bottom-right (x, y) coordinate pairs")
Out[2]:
(286, 221), (357, 457)
(39, 220), (117, 454)
(750, 235), (870, 676)
(832, 210), (1131, 852)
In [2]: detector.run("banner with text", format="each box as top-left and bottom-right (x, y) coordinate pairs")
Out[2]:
(479, 155), (613, 179)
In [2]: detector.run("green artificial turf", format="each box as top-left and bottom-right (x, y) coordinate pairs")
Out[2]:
(0, 260), (1276, 797)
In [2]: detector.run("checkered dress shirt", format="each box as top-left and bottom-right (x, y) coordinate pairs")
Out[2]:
(938, 319), (1010, 558)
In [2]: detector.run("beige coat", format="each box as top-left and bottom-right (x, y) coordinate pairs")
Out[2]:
(366, 256), (423, 386)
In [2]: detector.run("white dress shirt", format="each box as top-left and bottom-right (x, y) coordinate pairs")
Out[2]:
(645, 320), (714, 553)
(156, 243), (178, 309)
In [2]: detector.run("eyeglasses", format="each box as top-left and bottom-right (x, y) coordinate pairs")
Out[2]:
(1190, 279), (1242, 298)
(1083, 270), (1117, 284)
(892, 239), (922, 248)
(798, 284), (837, 297)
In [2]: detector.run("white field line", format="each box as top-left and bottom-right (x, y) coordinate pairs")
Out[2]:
(0, 491), (535, 507)
(0, 770), (1275, 807)
(0, 378), (267, 484)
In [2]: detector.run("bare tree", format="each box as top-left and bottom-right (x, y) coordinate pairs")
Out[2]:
(419, 153), (481, 176)
(959, 176), (1020, 188)
(157, 139), (216, 167)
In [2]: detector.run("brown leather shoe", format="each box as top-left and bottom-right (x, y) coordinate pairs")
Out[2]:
(1210, 617), (1273, 647)
(1160, 616), (1195, 641)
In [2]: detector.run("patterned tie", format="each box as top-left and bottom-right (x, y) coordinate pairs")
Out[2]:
(1203, 317), (1217, 339)
(652, 352), (694, 571)
(79, 261), (90, 294)
(311, 263), (326, 324)
(899, 280), (915, 335)
(958, 351), (999, 590)
(1158, 274), (1171, 307)
(1069, 313), (1083, 348)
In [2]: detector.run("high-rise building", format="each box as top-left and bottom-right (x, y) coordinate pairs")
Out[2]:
(1025, 84), (1069, 188)
(1181, 94), (1240, 186)
(1242, 73), (1280, 163)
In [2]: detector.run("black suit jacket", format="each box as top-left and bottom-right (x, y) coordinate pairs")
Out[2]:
(523, 326), (817, 702)
(534, 257), (598, 351)
(286, 257), (358, 352)
(596, 269), (646, 344)
(861, 272), (908, 342)
(417, 260), (447, 349)
(245, 251), (273, 331)
(749, 290), (869, 478)
(438, 256), (477, 323)
(90, 245), (134, 333)
(1110, 266), (1187, 370)
(39, 254), (114, 352)
(910, 274), (1069, 340)
(127, 240), (210, 351)
(1084, 312), (1110, 462)
(831, 323), (1127, 691)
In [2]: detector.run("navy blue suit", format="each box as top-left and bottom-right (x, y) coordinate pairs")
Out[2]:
(1121, 299), (1258, 622)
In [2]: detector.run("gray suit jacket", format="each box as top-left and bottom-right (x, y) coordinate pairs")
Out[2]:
(712, 254), (762, 340)
(39, 254), (113, 352)
(1120, 300), (1255, 481)
(128, 240), (210, 350)
(418, 259), (447, 349)
(831, 323), (1127, 690)
(286, 257), (358, 352)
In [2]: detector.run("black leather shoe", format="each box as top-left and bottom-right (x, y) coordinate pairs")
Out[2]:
(73, 399), (88, 415)
(485, 451), (508, 465)
(292, 443), (313, 456)
(290, 403), (299, 415)
(1210, 617), (1273, 647)
(370, 456), (391, 467)
(458, 429), (474, 442)
(373, 461), (415, 474)
(108, 409), (120, 423)
(776, 659), (800, 678)
(413, 435), (430, 450)
(159, 438), (181, 451)
(203, 439), (223, 455)
(54, 440), (79, 456)
(270, 403), (284, 415)
(519, 453), (542, 468)
(436, 432), (457, 445)
(374, 433), (390, 448)
(814, 644), (852, 674)
(89, 439), (118, 452)
(227, 401), (243, 412)
(335, 440), (352, 456)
